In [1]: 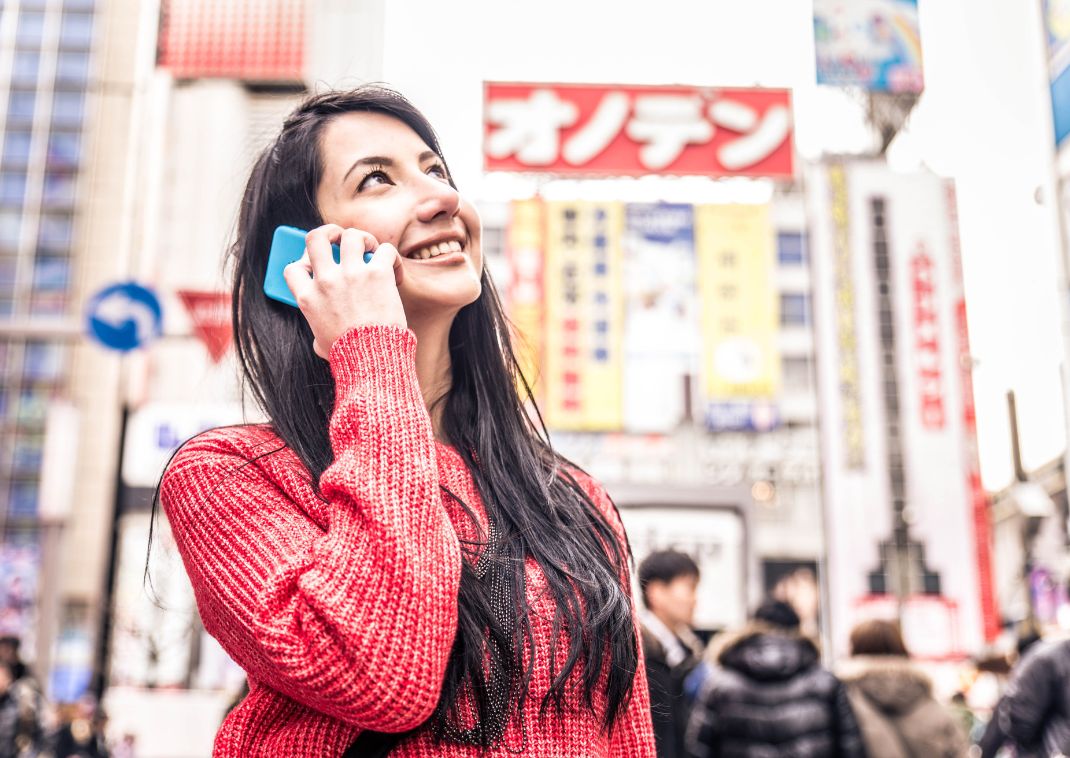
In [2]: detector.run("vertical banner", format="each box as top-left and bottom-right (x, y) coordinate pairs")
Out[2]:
(506, 200), (545, 397)
(695, 205), (780, 430)
(544, 202), (624, 430)
(622, 204), (698, 432)
(809, 161), (992, 658)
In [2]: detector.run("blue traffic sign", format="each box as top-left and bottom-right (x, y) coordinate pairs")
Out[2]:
(85, 282), (163, 352)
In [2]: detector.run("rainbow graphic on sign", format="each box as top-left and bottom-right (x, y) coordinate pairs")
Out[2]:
(814, 0), (925, 94)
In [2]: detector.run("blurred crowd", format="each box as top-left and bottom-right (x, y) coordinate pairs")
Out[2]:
(638, 549), (1070, 758)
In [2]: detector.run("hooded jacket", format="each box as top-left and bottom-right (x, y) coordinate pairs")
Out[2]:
(839, 656), (968, 758)
(998, 638), (1070, 758)
(685, 624), (866, 758)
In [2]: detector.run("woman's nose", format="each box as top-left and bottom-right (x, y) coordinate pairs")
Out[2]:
(414, 175), (460, 223)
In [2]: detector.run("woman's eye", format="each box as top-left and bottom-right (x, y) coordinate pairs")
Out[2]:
(357, 170), (390, 192)
(428, 164), (449, 181)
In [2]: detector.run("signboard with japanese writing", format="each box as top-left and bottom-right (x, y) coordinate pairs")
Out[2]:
(543, 202), (625, 431)
(807, 162), (996, 658)
(1044, 0), (1070, 146)
(506, 200), (546, 397)
(813, 0), (925, 93)
(695, 205), (780, 425)
(484, 83), (794, 179)
(157, 0), (305, 81)
(622, 204), (699, 432)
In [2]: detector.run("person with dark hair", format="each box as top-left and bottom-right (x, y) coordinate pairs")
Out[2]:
(839, 619), (967, 758)
(990, 636), (1070, 758)
(685, 599), (866, 757)
(157, 85), (656, 757)
(637, 550), (704, 757)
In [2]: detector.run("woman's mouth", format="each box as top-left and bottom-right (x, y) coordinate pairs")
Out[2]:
(405, 239), (464, 260)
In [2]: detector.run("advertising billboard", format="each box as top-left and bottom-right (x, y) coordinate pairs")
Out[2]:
(808, 162), (996, 658)
(157, 0), (305, 81)
(484, 83), (794, 179)
(1044, 0), (1070, 147)
(813, 0), (925, 93)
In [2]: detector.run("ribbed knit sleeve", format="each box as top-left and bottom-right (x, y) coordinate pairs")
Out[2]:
(161, 325), (462, 733)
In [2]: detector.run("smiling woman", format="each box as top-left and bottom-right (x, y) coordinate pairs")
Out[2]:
(154, 86), (656, 757)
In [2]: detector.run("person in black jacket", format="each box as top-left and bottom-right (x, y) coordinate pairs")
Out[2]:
(639, 550), (706, 758)
(685, 599), (867, 758)
(995, 637), (1070, 757)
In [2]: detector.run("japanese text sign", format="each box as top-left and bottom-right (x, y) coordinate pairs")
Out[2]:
(484, 83), (794, 179)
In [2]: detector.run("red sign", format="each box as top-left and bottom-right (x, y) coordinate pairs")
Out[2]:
(177, 291), (232, 363)
(158, 0), (305, 81)
(911, 246), (945, 430)
(484, 82), (794, 178)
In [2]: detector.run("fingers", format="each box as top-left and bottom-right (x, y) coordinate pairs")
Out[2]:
(282, 251), (314, 306)
(305, 225), (343, 274)
(366, 242), (405, 286)
(339, 228), (379, 273)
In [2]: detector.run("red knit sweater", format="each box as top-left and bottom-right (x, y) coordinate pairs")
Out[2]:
(161, 325), (656, 757)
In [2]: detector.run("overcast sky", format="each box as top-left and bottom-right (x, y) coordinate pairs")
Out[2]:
(377, 0), (1064, 491)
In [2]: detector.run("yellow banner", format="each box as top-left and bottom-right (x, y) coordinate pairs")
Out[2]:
(506, 200), (545, 398)
(696, 204), (780, 399)
(544, 201), (624, 430)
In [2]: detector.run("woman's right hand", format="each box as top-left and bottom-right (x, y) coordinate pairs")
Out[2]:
(283, 224), (407, 360)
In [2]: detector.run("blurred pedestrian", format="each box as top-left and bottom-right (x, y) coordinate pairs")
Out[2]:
(992, 636), (1070, 758)
(157, 85), (656, 757)
(977, 620), (1046, 758)
(0, 661), (40, 758)
(685, 599), (866, 757)
(638, 549), (705, 757)
(839, 619), (967, 758)
(40, 699), (108, 758)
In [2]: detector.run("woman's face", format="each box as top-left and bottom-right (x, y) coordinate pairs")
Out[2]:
(315, 111), (483, 325)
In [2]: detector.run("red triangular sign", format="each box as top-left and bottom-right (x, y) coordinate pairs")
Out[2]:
(177, 290), (232, 363)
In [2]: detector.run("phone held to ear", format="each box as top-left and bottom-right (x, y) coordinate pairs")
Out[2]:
(263, 225), (374, 308)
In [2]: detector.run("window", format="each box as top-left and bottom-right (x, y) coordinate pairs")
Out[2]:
(11, 52), (40, 87)
(42, 172), (76, 206)
(38, 214), (73, 251)
(32, 257), (70, 292)
(52, 91), (84, 127)
(55, 51), (91, 86)
(0, 173), (27, 206)
(7, 91), (36, 124)
(0, 212), (20, 249)
(777, 232), (806, 266)
(16, 388), (48, 425)
(30, 292), (66, 316)
(65, 0), (96, 8)
(780, 293), (810, 327)
(9, 480), (38, 519)
(23, 342), (65, 380)
(2, 131), (33, 169)
(0, 260), (16, 296)
(16, 12), (46, 48)
(47, 133), (81, 169)
(11, 435), (43, 475)
(59, 12), (94, 48)
(781, 356), (812, 390)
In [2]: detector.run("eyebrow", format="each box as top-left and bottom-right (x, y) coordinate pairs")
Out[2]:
(342, 150), (441, 185)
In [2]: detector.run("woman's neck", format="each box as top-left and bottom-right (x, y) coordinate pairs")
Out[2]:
(409, 315), (453, 441)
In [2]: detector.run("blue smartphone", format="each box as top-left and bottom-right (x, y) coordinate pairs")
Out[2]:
(263, 225), (374, 308)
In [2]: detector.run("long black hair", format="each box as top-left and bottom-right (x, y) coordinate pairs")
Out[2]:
(226, 86), (637, 745)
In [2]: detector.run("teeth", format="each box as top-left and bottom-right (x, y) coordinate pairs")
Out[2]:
(406, 240), (464, 260)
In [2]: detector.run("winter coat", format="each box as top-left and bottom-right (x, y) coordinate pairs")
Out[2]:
(839, 656), (968, 758)
(685, 624), (867, 758)
(998, 638), (1070, 758)
(642, 623), (702, 757)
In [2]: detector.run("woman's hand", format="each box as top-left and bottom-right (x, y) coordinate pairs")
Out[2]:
(283, 224), (407, 359)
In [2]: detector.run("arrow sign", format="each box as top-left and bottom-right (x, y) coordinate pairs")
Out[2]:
(85, 282), (163, 352)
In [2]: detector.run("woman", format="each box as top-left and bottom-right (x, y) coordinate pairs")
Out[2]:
(157, 86), (656, 756)
(840, 619), (968, 758)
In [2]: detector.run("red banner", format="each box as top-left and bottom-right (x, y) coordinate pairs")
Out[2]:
(158, 0), (305, 81)
(484, 82), (794, 178)
(177, 291), (232, 363)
